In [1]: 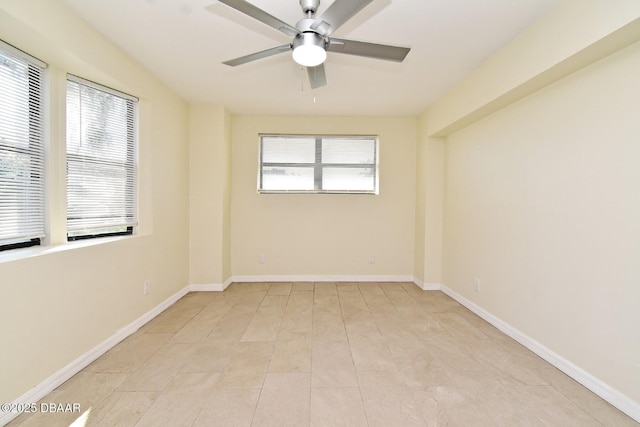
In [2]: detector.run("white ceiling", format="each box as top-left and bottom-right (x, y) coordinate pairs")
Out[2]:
(60, 0), (559, 116)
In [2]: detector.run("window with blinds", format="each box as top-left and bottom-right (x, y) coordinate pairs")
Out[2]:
(0, 41), (46, 251)
(66, 76), (137, 240)
(259, 135), (378, 194)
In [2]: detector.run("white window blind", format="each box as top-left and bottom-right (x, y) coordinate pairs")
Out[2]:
(66, 76), (137, 239)
(259, 135), (378, 194)
(0, 40), (46, 250)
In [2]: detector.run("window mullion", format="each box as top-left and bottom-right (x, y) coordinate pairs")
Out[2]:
(259, 138), (264, 190)
(126, 100), (136, 222)
(258, 134), (378, 194)
(314, 136), (322, 191)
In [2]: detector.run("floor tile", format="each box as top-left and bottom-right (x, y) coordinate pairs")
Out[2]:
(10, 373), (127, 427)
(83, 391), (158, 426)
(267, 282), (292, 296)
(85, 332), (172, 373)
(134, 372), (219, 427)
(412, 386), (496, 427)
(314, 282), (337, 294)
(312, 340), (358, 387)
(269, 332), (312, 372)
(291, 282), (315, 291)
(313, 311), (347, 341)
(116, 353), (187, 392)
(180, 339), (236, 373)
(7, 284), (637, 427)
(251, 373), (311, 427)
(241, 313), (283, 342)
(140, 306), (202, 334)
(207, 312), (254, 342)
(310, 387), (368, 427)
(348, 333), (397, 371)
(431, 312), (489, 340)
(357, 371), (426, 427)
(216, 342), (274, 389)
(193, 388), (260, 427)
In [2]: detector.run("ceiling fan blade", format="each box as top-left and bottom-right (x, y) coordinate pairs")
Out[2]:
(307, 64), (327, 89)
(327, 38), (410, 62)
(216, 0), (299, 37)
(312, 0), (373, 36)
(223, 44), (291, 66)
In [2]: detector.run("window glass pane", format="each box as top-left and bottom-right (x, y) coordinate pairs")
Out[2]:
(322, 138), (375, 164)
(262, 136), (315, 163)
(323, 167), (375, 192)
(66, 161), (130, 231)
(66, 83), (130, 163)
(258, 134), (378, 194)
(262, 166), (314, 191)
(0, 44), (45, 249)
(66, 77), (136, 239)
(0, 53), (29, 150)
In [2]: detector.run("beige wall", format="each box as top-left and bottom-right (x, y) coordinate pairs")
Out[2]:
(413, 129), (427, 282)
(442, 41), (640, 404)
(2, 0), (639, 419)
(414, 116), (444, 285)
(0, 0), (189, 403)
(230, 115), (417, 278)
(189, 105), (232, 285)
(426, 0), (640, 137)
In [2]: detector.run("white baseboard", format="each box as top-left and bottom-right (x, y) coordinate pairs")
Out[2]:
(411, 278), (443, 291)
(7, 278), (636, 424)
(0, 286), (190, 427)
(230, 274), (415, 283)
(190, 283), (225, 291)
(189, 277), (233, 292)
(438, 284), (640, 423)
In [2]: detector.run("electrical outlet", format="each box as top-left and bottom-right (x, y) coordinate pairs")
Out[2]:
(473, 278), (480, 292)
(258, 254), (265, 264)
(144, 280), (151, 295)
(368, 255), (375, 264)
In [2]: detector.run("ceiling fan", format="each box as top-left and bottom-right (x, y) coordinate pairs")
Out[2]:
(212, 0), (411, 89)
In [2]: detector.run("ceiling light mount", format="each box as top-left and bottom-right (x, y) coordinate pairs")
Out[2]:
(299, 0), (320, 16)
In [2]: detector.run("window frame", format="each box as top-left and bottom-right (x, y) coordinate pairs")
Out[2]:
(258, 134), (379, 195)
(0, 40), (47, 252)
(65, 74), (138, 241)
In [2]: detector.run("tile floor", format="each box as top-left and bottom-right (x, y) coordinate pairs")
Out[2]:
(7, 282), (638, 426)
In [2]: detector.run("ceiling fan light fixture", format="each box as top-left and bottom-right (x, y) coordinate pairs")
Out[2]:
(292, 32), (327, 67)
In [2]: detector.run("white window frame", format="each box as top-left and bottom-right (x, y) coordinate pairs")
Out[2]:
(258, 134), (379, 194)
(66, 75), (138, 241)
(0, 40), (47, 252)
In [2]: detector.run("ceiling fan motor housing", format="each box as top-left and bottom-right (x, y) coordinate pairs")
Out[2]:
(292, 32), (326, 50)
(296, 17), (321, 33)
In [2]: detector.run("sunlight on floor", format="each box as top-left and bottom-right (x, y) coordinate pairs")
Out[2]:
(69, 407), (92, 427)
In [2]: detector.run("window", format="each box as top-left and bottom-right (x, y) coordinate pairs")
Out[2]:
(259, 135), (378, 194)
(0, 40), (46, 251)
(66, 75), (137, 240)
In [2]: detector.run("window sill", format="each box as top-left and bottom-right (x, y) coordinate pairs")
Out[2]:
(258, 190), (378, 195)
(0, 234), (140, 264)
